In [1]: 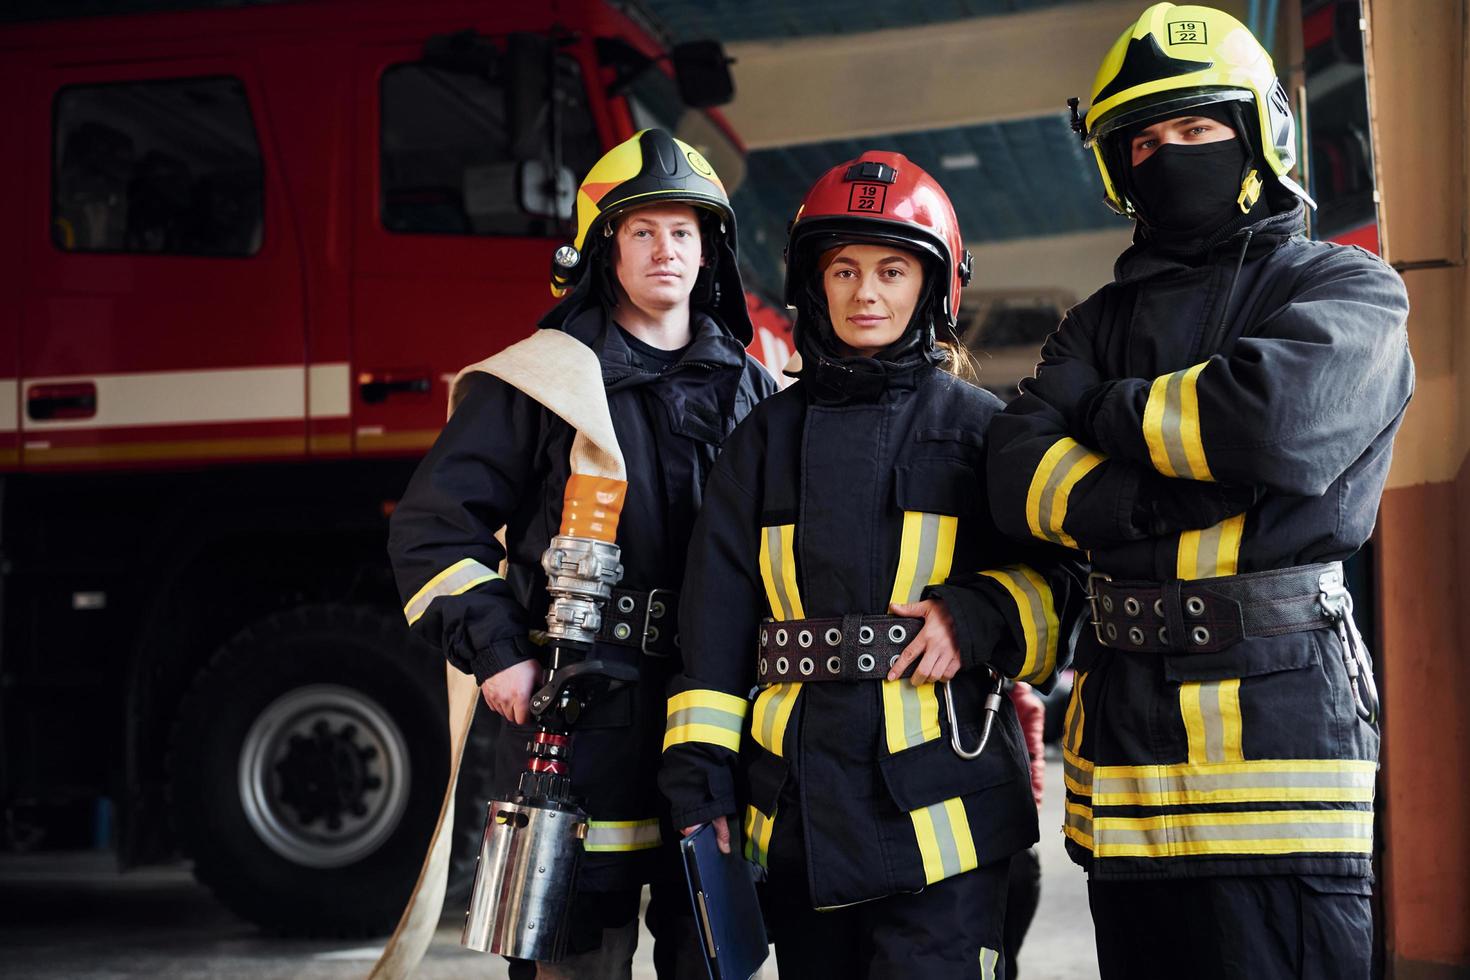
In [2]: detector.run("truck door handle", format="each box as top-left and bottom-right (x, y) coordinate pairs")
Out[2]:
(358, 374), (431, 405)
(27, 382), (98, 421)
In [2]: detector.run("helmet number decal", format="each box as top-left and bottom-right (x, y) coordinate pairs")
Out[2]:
(1167, 21), (1207, 45)
(847, 183), (888, 214)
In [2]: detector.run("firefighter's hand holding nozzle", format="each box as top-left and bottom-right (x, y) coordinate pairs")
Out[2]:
(680, 815), (732, 855)
(887, 597), (962, 684)
(480, 658), (544, 725)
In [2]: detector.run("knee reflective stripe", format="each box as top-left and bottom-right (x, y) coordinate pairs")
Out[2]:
(1090, 758), (1377, 807)
(403, 558), (502, 625)
(910, 796), (979, 885)
(584, 818), (661, 852)
(1064, 800), (1095, 850)
(1176, 512), (1246, 579)
(889, 511), (958, 605)
(1143, 362), (1214, 481)
(758, 524), (805, 621)
(1024, 438), (1106, 549)
(662, 689), (749, 753)
(750, 682), (802, 757)
(742, 805), (775, 868)
(979, 946), (1001, 980)
(980, 565), (1059, 684)
(1092, 808), (1374, 859)
(1180, 679), (1244, 765)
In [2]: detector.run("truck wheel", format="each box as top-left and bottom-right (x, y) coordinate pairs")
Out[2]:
(169, 604), (446, 937)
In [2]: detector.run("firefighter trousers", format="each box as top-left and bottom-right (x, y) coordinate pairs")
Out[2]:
(1088, 874), (1372, 979)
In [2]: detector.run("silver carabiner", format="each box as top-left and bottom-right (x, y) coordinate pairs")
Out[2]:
(943, 669), (1005, 760)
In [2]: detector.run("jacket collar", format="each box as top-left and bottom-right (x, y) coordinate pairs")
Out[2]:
(1114, 203), (1305, 284)
(555, 303), (746, 392)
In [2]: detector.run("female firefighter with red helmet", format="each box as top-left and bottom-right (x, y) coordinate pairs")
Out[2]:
(659, 152), (1083, 977)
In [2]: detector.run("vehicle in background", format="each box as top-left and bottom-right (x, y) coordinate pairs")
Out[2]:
(0, 0), (788, 937)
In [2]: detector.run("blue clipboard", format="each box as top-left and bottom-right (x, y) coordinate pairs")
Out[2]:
(679, 822), (770, 980)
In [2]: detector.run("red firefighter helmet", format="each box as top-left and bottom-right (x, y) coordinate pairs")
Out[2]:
(784, 151), (972, 332)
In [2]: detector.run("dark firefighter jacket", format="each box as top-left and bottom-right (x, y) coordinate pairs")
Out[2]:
(659, 359), (1085, 909)
(987, 204), (1413, 883)
(387, 305), (776, 890)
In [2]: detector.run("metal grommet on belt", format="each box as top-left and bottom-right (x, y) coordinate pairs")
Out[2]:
(858, 625), (875, 645)
(1123, 597), (1141, 617)
(1128, 626), (1145, 646)
(775, 628), (788, 647)
(1191, 626), (1211, 646)
(759, 657), (768, 676)
(825, 627), (841, 646)
(1101, 595), (1114, 613)
(857, 653), (876, 672)
(761, 628), (769, 646)
(1185, 596), (1206, 617)
(1153, 598), (1165, 618)
(649, 600), (666, 619)
(617, 595), (635, 614)
(826, 656), (841, 674)
(889, 654), (899, 669)
(1106, 623), (1118, 641)
(887, 624), (907, 644)
(798, 630), (813, 648)
(776, 656), (790, 675)
(799, 657), (814, 676)
(646, 626), (660, 643)
(1158, 627), (1169, 645)
(613, 623), (632, 641)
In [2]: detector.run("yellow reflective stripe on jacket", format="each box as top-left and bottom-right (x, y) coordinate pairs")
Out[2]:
(1090, 758), (1377, 807)
(1143, 361), (1215, 481)
(1024, 437), (1106, 550)
(1092, 808), (1373, 859)
(980, 564), (1060, 684)
(743, 804), (776, 868)
(1064, 800), (1095, 850)
(1180, 679), (1244, 765)
(662, 689), (749, 753)
(1063, 745), (1094, 798)
(751, 682), (802, 757)
(910, 796), (979, 884)
(759, 524), (805, 621)
(979, 946), (1001, 980)
(1176, 512), (1246, 579)
(403, 558), (502, 625)
(889, 511), (958, 605)
(584, 818), (661, 852)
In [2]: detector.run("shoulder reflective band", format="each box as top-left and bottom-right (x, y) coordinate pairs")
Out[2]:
(1143, 361), (1215, 481)
(980, 947), (1001, 980)
(979, 565), (1060, 685)
(1090, 758), (1378, 808)
(1176, 512), (1246, 579)
(584, 818), (661, 852)
(758, 524), (805, 621)
(663, 689), (749, 753)
(403, 558), (502, 626)
(1064, 800), (1095, 851)
(1092, 808), (1373, 859)
(743, 804), (775, 868)
(1180, 678), (1244, 765)
(751, 681), (802, 757)
(1025, 438), (1106, 549)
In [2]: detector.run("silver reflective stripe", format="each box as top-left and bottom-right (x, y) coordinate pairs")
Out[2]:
(403, 558), (501, 625)
(1092, 762), (1377, 806)
(1093, 809), (1373, 858)
(1037, 442), (1095, 543)
(902, 512), (943, 603)
(1158, 371), (1195, 478)
(979, 946), (1000, 979)
(923, 801), (964, 880)
(584, 819), (661, 852)
(665, 706), (743, 736)
(766, 526), (797, 621)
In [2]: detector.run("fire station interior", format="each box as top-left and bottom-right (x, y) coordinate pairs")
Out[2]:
(2, 0), (1466, 977)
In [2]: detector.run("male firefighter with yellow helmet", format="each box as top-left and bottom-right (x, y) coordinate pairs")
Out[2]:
(987, 5), (1413, 977)
(388, 129), (775, 978)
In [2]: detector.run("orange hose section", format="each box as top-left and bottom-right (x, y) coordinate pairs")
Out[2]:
(560, 474), (627, 542)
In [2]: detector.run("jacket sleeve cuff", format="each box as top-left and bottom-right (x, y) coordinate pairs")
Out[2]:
(670, 797), (739, 831)
(469, 634), (537, 685)
(924, 582), (1013, 672)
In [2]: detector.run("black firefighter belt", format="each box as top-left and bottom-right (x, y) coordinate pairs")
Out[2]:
(756, 614), (925, 683)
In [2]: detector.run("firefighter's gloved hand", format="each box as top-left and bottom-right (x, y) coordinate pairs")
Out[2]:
(1136, 481), (1261, 537)
(481, 658), (543, 726)
(680, 815), (732, 855)
(887, 598), (962, 685)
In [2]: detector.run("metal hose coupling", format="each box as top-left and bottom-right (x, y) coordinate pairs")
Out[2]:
(541, 535), (624, 646)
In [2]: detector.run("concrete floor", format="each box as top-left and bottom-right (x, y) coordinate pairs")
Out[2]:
(0, 745), (1097, 978)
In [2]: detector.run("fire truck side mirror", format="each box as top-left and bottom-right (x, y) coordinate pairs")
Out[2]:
(670, 40), (734, 109)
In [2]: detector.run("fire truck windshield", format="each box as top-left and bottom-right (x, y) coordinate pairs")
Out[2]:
(625, 65), (746, 195)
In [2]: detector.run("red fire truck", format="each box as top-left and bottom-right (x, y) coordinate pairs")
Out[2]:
(0, 0), (789, 936)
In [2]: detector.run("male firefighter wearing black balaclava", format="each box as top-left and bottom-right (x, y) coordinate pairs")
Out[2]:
(659, 151), (1084, 979)
(987, 5), (1413, 978)
(388, 129), (775, 979)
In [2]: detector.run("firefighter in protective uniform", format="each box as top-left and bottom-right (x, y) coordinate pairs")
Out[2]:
(388, 129), (776, 978)
(987, 6), (1413, 977)
(659, 152), (1084, 979)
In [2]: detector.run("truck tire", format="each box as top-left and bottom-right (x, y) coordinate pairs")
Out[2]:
(169, 604), (446, 937)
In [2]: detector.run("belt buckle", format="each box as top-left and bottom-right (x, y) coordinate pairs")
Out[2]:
(641, 588), (676, 657)
(1086, 571), (1113, 645)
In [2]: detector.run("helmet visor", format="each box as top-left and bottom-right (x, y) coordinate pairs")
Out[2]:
(1086, 87), (1254, 147)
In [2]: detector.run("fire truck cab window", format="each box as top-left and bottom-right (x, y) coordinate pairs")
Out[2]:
(380, 57), (598, 237)
(51, 77), (264, 256)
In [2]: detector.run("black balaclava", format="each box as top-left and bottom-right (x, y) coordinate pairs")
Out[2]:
(1117, 102), (1267, 251)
